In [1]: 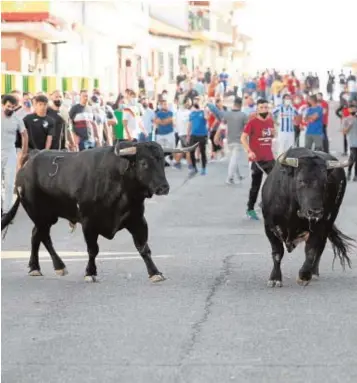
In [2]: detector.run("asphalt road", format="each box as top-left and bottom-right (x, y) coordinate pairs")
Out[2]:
(2, 103), (357, 383)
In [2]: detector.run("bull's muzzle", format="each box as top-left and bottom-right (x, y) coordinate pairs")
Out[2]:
(154, 184), (170, 196)
(298, 208), (324, 221)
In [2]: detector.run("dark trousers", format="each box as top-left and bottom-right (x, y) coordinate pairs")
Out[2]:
(209, 130), (221, 152)
(348, 147), (357, 176)
(294, 125), (300, 147)
(248, 160), (275, 210)
(190, 135), (207, 169)
(343, 135), (348, 154)
(322, 124), (329, 153)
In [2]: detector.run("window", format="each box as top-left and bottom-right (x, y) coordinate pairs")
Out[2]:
(158, 52), (164, 75)
(168, 53), (174, 83)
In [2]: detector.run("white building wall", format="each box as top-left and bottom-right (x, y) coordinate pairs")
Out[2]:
(149, 35), (187, 94)
(50, 0), (150, 93)
(149, 3), (189, 31)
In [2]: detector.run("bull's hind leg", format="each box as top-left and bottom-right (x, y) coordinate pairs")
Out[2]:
(40, 225), (68, 276)
(265, 225), (285, 288)
(82, 223), (99, 282)
(28, 226), (43, 276)
(126, 216), (165, 283)
(28, 225), (67, 276)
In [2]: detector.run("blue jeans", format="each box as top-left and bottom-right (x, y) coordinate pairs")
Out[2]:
(138, 132), (153, 142)
(78, 139), (96, 151)
(350, 92), (357, 102)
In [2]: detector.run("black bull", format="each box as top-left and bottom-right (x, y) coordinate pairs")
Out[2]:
(1, 141), (198, 282)
(262, 147), (355, 287)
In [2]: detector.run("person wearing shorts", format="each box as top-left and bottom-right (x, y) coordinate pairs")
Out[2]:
(175, 98), (192, 169)
(155, 99), (175, 166)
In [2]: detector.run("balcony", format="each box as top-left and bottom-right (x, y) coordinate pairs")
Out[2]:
(188, 10), (210, 32)
(1, 0), (73, 43)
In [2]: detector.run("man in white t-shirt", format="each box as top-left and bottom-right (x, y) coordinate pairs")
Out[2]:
(347, 72), (357, 102)
(123, 107), (139, 141)
(215, 81), (225, 98)
(173, 98), (192, 169)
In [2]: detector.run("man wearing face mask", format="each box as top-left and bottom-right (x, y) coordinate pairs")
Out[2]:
(342, 101), (357, 181)
(1, 95), (28, 216)
(272, 94), (298, 155)
(241, 99), (275, 220)
(139, 98), (155, 142)
(48, 90), (74, 150)
(336, 92), (350, 155)
(304, 95), (324, 151)
(242, 95), (256, 117)
(10, 90), (31, 173)
(316, 92), (329, 153)
(293, 95), (307, 147)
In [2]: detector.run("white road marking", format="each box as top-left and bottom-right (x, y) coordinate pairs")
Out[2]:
(234, 252), (265, 255)
(2, 251), (137, 259)
(12, 255), (174, 263)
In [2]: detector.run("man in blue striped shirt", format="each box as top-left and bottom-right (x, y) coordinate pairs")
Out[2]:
(272, 94), (299, 155)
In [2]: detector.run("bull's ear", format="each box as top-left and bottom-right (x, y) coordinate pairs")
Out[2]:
(114, 145), (137, 157)
(326, 160), (350, 169)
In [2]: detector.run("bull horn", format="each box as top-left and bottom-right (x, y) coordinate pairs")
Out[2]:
(162, 142), (199, 154)
(326, 159), (350, 169)
(278, 152), (299, 168)
(114, 146), (137, 156)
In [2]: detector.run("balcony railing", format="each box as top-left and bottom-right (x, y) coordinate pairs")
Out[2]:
(188, 10), (210, 32)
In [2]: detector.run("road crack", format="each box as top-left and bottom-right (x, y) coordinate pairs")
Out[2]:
(178, 254), (236, 366)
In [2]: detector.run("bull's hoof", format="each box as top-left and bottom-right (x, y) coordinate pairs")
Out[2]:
(29, 270), (43, 276)
(69, 222), (77, 233)
(149, 274), (166, 283)
(84, 275), (97, 283)
(267, 280), (283, 288)
(55, 268), (68, 276)
(296, 277), (311, 287)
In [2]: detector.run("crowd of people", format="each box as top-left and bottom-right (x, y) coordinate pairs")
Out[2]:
(1, 66), (357, 221)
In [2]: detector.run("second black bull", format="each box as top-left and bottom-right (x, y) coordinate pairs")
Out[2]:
(262, 147), (355, 287)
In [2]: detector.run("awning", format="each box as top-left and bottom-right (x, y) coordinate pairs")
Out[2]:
(1, 21), (74, 43)
(149, 17), (193, 40)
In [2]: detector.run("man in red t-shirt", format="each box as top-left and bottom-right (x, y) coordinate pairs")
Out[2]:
(241, 99), (276, 220)
(317, 92), (329, 153)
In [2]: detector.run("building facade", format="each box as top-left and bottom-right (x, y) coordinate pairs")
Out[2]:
(1, 0), (149, 94)
(1, 0), (250, 95)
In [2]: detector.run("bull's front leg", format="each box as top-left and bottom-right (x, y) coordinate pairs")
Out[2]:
(126, 216), (165, 283)
(298, 234), (326, 286)
(265, 225), (285, 287)
(82, 222), (99, 283)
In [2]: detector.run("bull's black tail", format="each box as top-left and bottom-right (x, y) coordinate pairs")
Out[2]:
(1, 196), (21, 232)
(328, 224), (355, 270)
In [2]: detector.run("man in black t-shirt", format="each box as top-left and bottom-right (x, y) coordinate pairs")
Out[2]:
(23, 95), (54, 150)
(48, 90), (67, 150)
